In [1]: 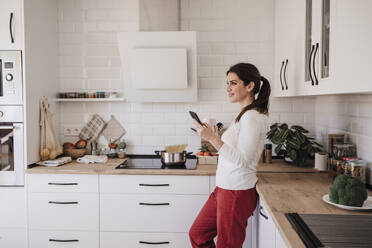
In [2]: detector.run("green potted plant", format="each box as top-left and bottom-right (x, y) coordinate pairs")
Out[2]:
(266, 123), (323, 166)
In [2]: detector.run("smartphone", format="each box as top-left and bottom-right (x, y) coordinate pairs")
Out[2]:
(189, 111), (203, 126)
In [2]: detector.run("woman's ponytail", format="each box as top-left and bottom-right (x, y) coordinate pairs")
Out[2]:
(228, 63), (271, 122)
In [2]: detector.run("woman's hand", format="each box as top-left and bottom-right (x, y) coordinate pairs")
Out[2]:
(193, 120), (224, 151)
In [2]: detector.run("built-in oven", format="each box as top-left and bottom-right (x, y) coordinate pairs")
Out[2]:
(0, 50), (23, 105)
(0, 106), (24, 186)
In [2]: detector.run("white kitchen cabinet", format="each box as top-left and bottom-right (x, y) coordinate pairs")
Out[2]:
(100, 193), (207, 232)
(332, 0), (372, 94)
(0, 0), (23, 50)
(0, 228), (27, 248)
(256, 199), (288, 248)
(101, 231), (190, 248)
(100, 174), (209, 195)
(275, 228), (288, 248)
(274, 0), (306, 97)
(257, 199), (276, 248)
(27, 174), (99, 193)
(29, 230), (99, 248)
(0, 188), (27, 248)
(27, 174), (99, 248)
(100, 174), (209, 247)
(28, 192), (99, 231)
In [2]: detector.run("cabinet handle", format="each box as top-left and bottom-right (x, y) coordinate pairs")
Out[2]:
(259, 206), (268, 220)
(313, 43), (319, 85)
(309, 45), (315, 85)
(9, 12), (14, 43)
(48, 201), (78, 205)
(139, 241), (170, 245)
(283, 59), (288, 90)
(48, 182), (78, 186)
(139, 183), (170, 187)
(139, 202), (170, 206)
(49, 239), (79, 242)
(279, 61), (285, 90)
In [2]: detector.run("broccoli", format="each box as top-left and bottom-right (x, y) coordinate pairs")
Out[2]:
(328, 175), (368, 207)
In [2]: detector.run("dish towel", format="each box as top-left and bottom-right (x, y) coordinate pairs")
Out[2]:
(77, 155), (108, 164)
(39, 157), (72, 167)
(102, 115), (126, 143)
(79, 114), (106, 141)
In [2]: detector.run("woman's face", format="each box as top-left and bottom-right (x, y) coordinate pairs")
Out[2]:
(226, 72), (253, 104)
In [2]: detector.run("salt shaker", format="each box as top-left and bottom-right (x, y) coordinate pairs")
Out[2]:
(265, 144), (272, 163)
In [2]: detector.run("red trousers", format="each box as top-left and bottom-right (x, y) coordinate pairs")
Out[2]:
(189, 186), (257, 248)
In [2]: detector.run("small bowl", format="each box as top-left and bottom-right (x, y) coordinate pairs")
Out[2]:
(64, 148), (86, 159)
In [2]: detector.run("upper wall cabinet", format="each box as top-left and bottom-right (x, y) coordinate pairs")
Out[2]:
(274, 0), (372, 97)
(0, 0), (23, 50)
(274, 0), (306, 97)
(331, 0), (372, 94)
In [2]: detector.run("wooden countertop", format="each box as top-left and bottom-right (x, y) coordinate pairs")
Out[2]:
(26, 158), (316, 175)
(256, 173), (372, 248)
(27, 158), (218, 176)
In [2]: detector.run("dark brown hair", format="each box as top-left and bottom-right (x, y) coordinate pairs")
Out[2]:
(226, 63), (271, 122)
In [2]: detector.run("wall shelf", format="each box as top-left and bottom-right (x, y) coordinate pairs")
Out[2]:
(53, 98), (126, 102)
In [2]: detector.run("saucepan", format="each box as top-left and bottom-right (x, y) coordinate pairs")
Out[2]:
(154, 150), (193, 166)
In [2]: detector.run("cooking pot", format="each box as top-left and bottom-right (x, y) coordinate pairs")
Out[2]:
(154, 150), (193, 166)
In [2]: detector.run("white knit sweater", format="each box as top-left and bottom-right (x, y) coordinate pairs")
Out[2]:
(216, 110), (268, 190)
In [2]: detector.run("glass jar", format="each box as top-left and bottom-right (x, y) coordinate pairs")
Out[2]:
(333, 143), (356, 160)
(348, 160), (367, 184)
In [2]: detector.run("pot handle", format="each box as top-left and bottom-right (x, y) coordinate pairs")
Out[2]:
(186, 152), (193, 156)
(154, 150), (161, 156)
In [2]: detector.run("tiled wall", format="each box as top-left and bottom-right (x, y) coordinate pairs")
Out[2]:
(314, 95), (372, 181)
(57, 0), (315, 154)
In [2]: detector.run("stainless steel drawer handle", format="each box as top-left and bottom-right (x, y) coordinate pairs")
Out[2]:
(48, 182), (78, 185)
(49, 239), (79, 242)
(259, 206), (268, 220)
(139, 241), (170, 245)
(139, 202), (170, 206)
(139, 183), (170, 187)
(48, 201), (78, 205)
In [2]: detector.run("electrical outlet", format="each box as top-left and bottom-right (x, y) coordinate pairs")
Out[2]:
(63, 127), (73, 136)
(63, 127), (80, 136)
(72, 127), (80, 136)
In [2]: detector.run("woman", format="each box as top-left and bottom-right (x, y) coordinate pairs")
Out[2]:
(189, 63), (270, 247)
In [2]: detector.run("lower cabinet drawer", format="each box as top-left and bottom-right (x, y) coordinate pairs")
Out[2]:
(28, 192), (99, 231)
(100, 194), (208, 232)
(0, 228), (27, 248)
(100, 232), (191, 248)
(29, 230), (99, 248)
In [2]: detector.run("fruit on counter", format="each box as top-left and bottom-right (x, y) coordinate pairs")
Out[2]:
(197, 151), (204, 156)
(75, 139), (87, 149)
(328, 174), (368, 207)
(211, 152), (218, 156)
(63, 142), (75, 150)
(109, 143), (117, 149)
(203, 152), (210, 156)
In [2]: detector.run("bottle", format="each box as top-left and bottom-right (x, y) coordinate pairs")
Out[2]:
(265, 144), (272, 163)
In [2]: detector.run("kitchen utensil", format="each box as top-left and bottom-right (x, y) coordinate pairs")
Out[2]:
(165, 144), (187, 153)
(322, 194), (372, 210)
(154, 150), (193, 166)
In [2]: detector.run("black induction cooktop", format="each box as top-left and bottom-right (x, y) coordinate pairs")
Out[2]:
(115, 154), (198, 170)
